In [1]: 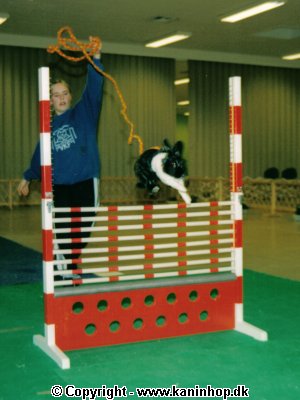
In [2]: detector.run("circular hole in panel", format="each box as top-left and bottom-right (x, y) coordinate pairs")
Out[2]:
(85, 323), (96, 335)
(200, 311), (208, 321)
(178, 313), (189, 324)
(97, 299), (108, 311)
(72, 302), (84, 314)
(144, 295), (155, 306)
(133, 318), (144, 330)
(156, 315), (166, 327)
(167, 293), (176, 304)
(189, 290), (198, 302)
(210, 288), (219, 300)
(121, 297), (132, 309)
(110, 321), (120, 332)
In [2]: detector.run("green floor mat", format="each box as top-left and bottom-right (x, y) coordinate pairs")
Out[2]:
(0, 270), (299, 399)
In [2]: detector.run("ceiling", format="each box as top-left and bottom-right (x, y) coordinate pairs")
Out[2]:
(1, 0), (300, 114)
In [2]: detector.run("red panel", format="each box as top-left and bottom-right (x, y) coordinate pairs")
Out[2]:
(52, 278), (243, 351)
(44, 293), (56, 324)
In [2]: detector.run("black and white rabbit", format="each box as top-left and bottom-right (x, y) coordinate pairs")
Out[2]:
(134, 139), (191, 204)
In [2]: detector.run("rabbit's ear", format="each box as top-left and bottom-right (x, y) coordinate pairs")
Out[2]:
(173, 141), (183, 157)
(161, 138), (172, 152)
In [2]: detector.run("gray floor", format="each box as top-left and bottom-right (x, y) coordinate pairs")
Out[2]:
(0, 205), (299, 281)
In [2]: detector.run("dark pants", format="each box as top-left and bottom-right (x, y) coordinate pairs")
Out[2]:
(53, 178), (98, 269)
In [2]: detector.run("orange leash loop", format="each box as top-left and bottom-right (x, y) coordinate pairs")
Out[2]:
(47, 26), (144, 154)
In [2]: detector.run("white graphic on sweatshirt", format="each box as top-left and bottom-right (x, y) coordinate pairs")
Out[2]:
(52, 125), (77, 151)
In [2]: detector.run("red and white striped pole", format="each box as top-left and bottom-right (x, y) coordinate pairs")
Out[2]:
(229, 76), (243, 278)
(39, 67), (54, 289)
(33, 67), (70, 368)
(229, 77), (267, 341)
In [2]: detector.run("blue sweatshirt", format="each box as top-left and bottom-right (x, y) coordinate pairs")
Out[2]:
(24, 58), (104, 185)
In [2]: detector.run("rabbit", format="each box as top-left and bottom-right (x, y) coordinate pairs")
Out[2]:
(134, 139), (191, 204)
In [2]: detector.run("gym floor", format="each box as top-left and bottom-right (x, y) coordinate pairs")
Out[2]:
(0, 206), (299, 399)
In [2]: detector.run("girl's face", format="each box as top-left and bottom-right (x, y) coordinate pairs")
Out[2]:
(51, 83), (72, 115)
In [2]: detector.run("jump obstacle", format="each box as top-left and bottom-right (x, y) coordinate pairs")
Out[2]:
(33, 70), (268, 369)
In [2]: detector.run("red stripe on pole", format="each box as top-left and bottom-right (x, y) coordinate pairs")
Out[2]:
(109, 255), (118, 262)
(230, 162), (243, 192)
(71, 217), (82, 223)
(109, 247), (118, 253)
(210, 239), (219, 245)
(145, 264), (154, 279)
(210, 201), (219, 207)
(211, 259), (218, 264)
(178, 213), (187, 219)
(178, 203), (187, 209)
(178, 251), (186, 257)
(210, 267), (219, 273)
(210, 230), (218, 235)
(145, 234), (154, 240)
(42, 230), (53, 261)
(144, 214), (152, 220)
(210, 210), (218, 216)
(108, 235), (118, 242)
(72, 238), (82, 243)
(41, 165), (53, 197)
(144, 204), (154, 210)
(179, 261), (187, 267)
(178, 232), (187, 238)
(144, 224), (153, 230)
(229, 106), (242, 134)
(39, 100), (51, 132)
(178, 242), (186, 248)
(108, 206), (118, 212)
(71, 228), (81, 233)
(179, 270), (187, 276)
(145, 244), (154, 251)
(210, 220), (218, 226)
(71, 207), (81, 212)
(108, 226), (118, 231)
(210, 249), (219, 254)
(73, 278), (83, 285)
(234, 220), (243, 247)
(178, 222), (186, 227)
(108, 215), (118, 221)
(145, 254), (154, 259)
(71, 249), (81, 254)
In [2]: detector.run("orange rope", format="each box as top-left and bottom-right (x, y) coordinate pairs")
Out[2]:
(47, 26), (144, 154)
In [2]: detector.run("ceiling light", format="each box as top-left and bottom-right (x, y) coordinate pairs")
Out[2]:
(221, 1), (285, 23)
(174, 78), (190, 85)
(282, 53), (300, 60)
(177, 100), (190, 106)
(0, 12), (9, 25)
(145, 32), (192, 48)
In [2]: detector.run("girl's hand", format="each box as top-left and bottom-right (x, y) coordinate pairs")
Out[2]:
(17, 179), (30, 196)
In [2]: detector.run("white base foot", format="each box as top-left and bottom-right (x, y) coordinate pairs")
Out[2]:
(33, 334), (70, 369)
(235, 321), (268, 341)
